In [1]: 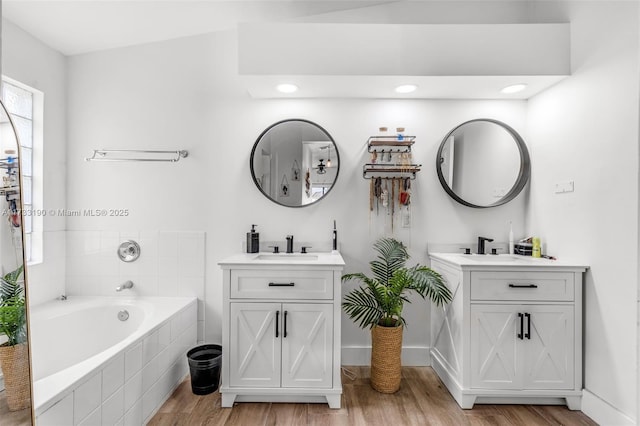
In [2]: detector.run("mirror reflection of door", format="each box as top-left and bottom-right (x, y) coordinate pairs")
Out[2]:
(0, 93), (33, 424)
(302, 142), (337, 203)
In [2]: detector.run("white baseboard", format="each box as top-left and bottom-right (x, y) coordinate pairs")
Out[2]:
(581, 389), (636, 426)
(341, 345), (431, 366)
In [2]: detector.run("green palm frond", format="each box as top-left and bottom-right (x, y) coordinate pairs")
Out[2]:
(0, 265), (26, 346)
(342, 287), (384, 329)
(406, 266), (452, 306)
(0, 264), (24, 300)
(370, 238), (408, 284)
(342, 238), (452, 330)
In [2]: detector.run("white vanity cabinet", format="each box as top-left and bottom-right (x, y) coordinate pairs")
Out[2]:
(219, 253), (345, 409)
(429, 253), (587, 410)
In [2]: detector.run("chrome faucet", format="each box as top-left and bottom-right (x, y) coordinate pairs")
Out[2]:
(116, 280), (134, 292)
(57, 294), (67, 301)
(286, 235), (294, 254)
(477, 237), (494, 255)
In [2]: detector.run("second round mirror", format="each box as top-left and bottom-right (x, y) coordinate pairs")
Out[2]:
(436, 119), (530, 208)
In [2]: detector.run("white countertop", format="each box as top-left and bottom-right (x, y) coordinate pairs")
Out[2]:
(429, 252), (588, 270)
(219, 251), (345, 267)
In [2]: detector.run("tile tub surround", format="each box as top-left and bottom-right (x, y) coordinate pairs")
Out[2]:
(34, 298), (197, 425)
(65, 230), (206, 342)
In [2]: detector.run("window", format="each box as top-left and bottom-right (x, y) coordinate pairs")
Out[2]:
(2, 78), (43, 264)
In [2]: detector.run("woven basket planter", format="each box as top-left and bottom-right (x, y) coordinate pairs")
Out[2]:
(0, 342), (31, 411)
(370, 324), (403, 393)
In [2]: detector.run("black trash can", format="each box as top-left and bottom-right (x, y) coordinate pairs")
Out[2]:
(187, 344), (222, 395)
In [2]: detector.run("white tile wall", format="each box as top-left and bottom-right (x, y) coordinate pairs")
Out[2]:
(66, 230), (205, 342)
(102, 387), (124, 425)
(35, 301), (197, 426)
(37, 392), (73, 426)
(27, 230), (66, 307)
(74, 372), (102, 422)
(102, 354), (124, 400)
(78, 406), (101, 426)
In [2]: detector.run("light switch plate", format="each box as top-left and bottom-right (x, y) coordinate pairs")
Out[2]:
(555, 181), (574, 193)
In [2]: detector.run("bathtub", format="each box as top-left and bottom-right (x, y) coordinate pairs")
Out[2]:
(29, 296), (197, 425)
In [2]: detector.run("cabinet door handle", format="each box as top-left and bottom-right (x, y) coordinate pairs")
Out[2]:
(275, 310), (280, 338)
(524, 313), (531, 339)
(283, 311), (288, 338)
(517, 312), (524, 340)
(508, 283), (538, 289)
(269, 282), (295, 287)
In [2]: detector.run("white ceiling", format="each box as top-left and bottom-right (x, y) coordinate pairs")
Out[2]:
(2, 0), (568, 99)
(2, 0), (395, 56)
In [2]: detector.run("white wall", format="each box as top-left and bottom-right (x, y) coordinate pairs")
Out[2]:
(527, 2), (639, 424)
(2, 18), (67, 306)
(64, 30), (528, 364)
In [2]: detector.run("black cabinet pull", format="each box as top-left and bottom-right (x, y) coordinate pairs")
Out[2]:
(275, 310), (280, 338)
(283, 311), (288, 338)
(269, 282), (295, 287)
(524, 313), (531, 339)
(508, 284), (538, 289)
(517, 313), (524, 340)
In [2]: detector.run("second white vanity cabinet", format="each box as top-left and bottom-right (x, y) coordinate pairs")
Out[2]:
(219, 253), (344, 408)
(429, 253), (587, 410)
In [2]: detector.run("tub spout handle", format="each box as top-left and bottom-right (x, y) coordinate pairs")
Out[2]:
(116, 280), (134, 292)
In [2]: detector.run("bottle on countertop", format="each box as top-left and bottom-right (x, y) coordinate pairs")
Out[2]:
(246, 224), (260, 253)
(532, 237), (541, 258)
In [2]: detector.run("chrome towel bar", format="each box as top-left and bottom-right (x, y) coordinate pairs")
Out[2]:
(85, 149), (189, 162)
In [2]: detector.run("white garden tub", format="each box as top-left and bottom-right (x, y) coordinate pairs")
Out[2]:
(29, 296), (197, 425)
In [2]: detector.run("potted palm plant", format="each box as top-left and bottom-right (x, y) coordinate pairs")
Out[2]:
(342, 238), (451, 393)
(0, 264), (30, 411)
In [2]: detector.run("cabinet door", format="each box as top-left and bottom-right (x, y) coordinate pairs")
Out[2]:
(281, 303), (333, 388)
(470, 305), (521, 389)
(230, 302), (281, 388)
(522, 305), (574, 389)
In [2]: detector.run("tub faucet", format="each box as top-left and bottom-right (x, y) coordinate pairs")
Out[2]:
(477, 237), (494, 255)
(286, 235), (294, 254)
(116, 280), (134, 292)
(57, 294), (67, 301)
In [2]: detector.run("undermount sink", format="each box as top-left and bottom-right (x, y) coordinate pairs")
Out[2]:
(457, 254), (519, 262)
(255, 253), (319, 261)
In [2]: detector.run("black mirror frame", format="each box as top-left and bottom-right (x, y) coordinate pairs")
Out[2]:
(436, 118), (530, 208)
(250, 118), (340, 208)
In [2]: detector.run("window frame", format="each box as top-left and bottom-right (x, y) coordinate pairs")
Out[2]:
(2, 77), (44, 265)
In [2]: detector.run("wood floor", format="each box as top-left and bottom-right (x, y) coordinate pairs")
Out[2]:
(149, 367), (597, 426)
(0, 390), (32, 426)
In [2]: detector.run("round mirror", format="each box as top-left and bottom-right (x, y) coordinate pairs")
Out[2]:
(250, 119), (340, 207)
(436, 119), (530, 208)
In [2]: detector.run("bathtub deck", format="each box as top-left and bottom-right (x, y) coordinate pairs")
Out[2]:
(148, 366), (597, 426)
(0, 390), (32, 425)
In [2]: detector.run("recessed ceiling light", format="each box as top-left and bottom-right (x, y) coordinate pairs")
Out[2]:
(276, 83), (298, 93)
(501, 84), (528, 94)
(395, 84), (418, 94)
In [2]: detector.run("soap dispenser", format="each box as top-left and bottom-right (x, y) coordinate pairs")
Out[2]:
(246, 224), (260, 253)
